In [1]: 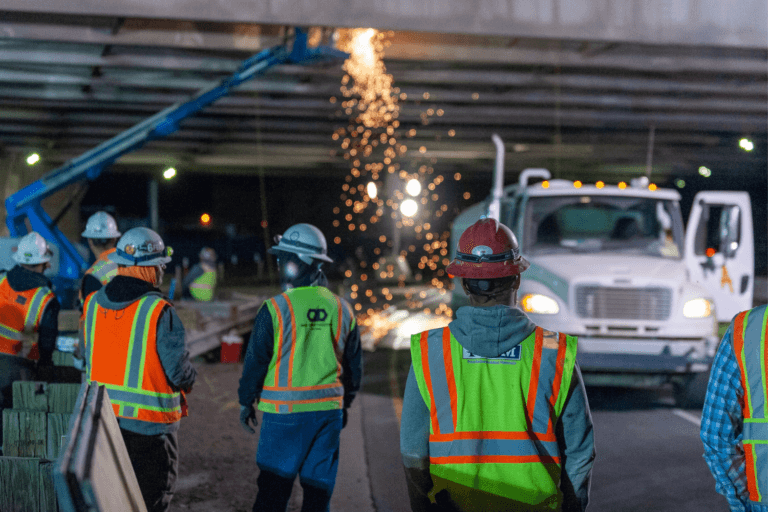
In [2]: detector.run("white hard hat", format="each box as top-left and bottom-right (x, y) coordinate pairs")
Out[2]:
(13, 232), (53, 265)
(268, 223), (333, 264)
(82, 211), (121, 239)
(109, 227), (172, 266)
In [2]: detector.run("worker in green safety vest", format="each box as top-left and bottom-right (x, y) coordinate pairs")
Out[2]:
(400, 218), (595, 512)
(238, 223), (363, 512)
(182, 247), (217, 301)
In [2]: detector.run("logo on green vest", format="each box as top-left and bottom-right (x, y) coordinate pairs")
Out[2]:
(462, 345), (521, 364)
(307, 309), (328, 322)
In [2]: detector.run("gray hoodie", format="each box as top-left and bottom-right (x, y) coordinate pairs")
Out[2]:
(400, 304), (595, 512)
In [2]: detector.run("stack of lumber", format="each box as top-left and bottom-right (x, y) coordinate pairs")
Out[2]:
(176, 293), (267, 358)
(1, 381), (80, 511)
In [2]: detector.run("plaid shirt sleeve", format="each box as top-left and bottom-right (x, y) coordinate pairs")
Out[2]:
(700, 322), (768, 512)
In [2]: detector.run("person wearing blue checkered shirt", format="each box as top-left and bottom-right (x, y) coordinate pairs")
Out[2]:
(701, 319), (768, 512)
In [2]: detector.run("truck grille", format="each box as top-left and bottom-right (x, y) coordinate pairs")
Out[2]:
(575, 286), (672, 320)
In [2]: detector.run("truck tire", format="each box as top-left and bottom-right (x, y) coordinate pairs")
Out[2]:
(673, 370), (710, 409)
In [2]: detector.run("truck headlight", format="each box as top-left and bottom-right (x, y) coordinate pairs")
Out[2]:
(520, 294), (560, 314)
(683, 298), (713, 318)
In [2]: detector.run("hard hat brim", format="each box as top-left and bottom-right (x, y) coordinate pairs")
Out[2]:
(108, 252), (172, 266)
(268, 244), (333, 263)
(446, 256), (530, 279)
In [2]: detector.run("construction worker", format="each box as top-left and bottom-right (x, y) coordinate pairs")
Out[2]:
(79, 211), (121, 304)
(182, 246), (217, 301)
(701, 305), (768, 511)
(400, 218), (595, 512)
(0, 232), (59, 454)
(238, 223), (362, 512)
(80, 227), (196, 512)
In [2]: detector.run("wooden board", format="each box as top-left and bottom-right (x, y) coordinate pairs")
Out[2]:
(39, 460), (57, 512)
(46, 413), (71, 460)
(48, 383), (81, 413)
(55, 383), (147, 512)
(0, 457), (41, 512)
(2, 410), (47, 458)
(12, 381), (48, 411)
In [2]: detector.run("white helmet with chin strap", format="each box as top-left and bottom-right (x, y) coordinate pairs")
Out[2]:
(13, 232), (53, 265)
(268, 223), (333, 265)
(108, 227), (172, 267)
(82, 211), (121, 239)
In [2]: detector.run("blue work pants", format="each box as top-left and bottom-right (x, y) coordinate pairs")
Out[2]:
(253, 409), (343, 512)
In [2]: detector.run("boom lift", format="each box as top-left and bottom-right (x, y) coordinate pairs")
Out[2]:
(4, 28), (347, 307)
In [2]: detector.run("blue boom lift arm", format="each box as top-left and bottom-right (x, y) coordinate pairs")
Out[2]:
(4, 28), (347, 307)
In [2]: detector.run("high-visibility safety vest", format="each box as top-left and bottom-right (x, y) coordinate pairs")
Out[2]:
(79, 248), (119, 304)
(410, 325), (578, 510)
(189, 264), (216, 302)
(258, 286), (355, 414)
(87, 248), (119, 285)
(0, 275), (55, 359)
(732, 304), (768, 504)
(82, 290), (182, 424)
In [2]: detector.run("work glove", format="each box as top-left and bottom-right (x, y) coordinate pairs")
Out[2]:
(342, 407), (349, 429)
(240, 404), (257, 434)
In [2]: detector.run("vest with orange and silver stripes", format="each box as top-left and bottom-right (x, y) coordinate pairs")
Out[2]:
(732, 305), (768, 504)
(410, 325), (578, 509)
(258, 286), (355, 414)
(0, 274), (55, 358)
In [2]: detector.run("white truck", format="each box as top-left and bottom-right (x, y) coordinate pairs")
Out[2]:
(451, 167), (753, 407)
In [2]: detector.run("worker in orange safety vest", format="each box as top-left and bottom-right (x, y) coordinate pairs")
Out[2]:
(79, 211), (121, 306)
(400, 218), (595, 511)
(0, 231), (59, 455)
(81, 226), (195, 512)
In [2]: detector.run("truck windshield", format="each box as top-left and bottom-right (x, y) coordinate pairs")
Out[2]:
(524, 195), (683, 258)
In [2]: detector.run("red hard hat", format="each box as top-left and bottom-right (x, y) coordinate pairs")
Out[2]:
(446, 218), (530, 279)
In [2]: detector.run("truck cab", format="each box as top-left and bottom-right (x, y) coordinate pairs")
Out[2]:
(451, 169), (754, 406)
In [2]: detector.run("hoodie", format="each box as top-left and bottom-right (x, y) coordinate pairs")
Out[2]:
(400, 305), (595, 512)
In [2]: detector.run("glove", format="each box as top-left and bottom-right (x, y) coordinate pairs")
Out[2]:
(342, 407), (349, 429)
(240, 405), (257, 434)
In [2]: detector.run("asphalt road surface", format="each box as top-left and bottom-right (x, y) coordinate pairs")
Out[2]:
(359, 348), (731, 512)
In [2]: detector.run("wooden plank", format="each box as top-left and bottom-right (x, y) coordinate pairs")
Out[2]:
(6, 411), (48, 458)
(52, 350), (77, 367)
(12, 381), (48, 411)
(46, 413), (71, 460)
(48, 383), (81, 413)
(39, 460), (57, 512)
(0, 456), (41, 512)
(55, 383), (147, 512)
(2, 410), (20, 457)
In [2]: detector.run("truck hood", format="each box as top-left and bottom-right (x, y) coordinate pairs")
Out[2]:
(526, 253), (687, 284)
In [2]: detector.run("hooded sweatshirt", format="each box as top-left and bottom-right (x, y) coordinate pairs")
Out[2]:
(400, 304), (595, 512)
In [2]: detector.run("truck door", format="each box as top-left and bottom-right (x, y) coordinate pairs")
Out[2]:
(684, 191), (754, 322)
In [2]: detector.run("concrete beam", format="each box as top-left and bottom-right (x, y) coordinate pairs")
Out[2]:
(2, 0), (766, 48)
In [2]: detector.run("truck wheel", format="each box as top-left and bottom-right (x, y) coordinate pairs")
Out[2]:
(673, 371), (710, 409)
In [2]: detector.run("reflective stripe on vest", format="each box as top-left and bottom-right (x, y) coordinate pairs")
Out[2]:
(83, 291), (182, 424)
(733, 306), (768, 504)
(258, 286), (354, 414)
(410, 325), (577, 505)
(189, 269), (216, 301)
(0, 275), (54, 357)
(87, 248), (119, 285)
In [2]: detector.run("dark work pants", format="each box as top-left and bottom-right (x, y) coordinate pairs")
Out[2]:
(120, 429), (179, 512)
